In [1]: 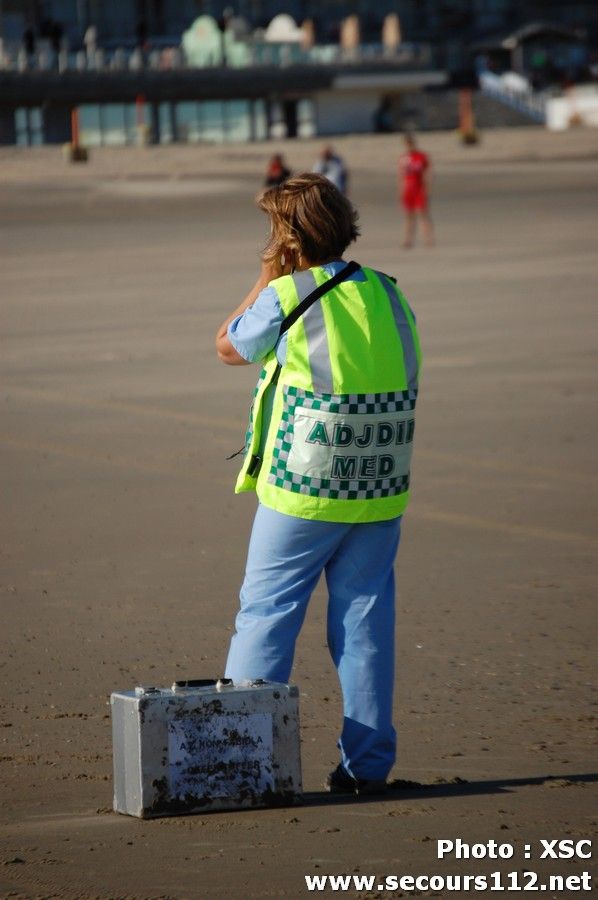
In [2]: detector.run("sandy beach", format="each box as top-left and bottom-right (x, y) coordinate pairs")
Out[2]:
(1, 127), (597, 898)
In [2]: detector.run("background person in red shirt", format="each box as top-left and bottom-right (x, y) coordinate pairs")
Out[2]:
(399, 134), (434, 249)
(264, 153), (291, 187)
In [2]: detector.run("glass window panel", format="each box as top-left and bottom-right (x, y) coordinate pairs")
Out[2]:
(176, 101), (199, 142)
(15, 108), (27, 130)
(159, 103), (174, 144)
(15, 108), (28, 146)
(30, 108), (43, 145)
(223, 100), (251, 142)
(253, 99), (268, 141)
(101, 104), (127, 146)
(297, 98), (315, 138)
(78, 104), (102, 147)
(124, 103), (145, 145)
(197, 101), (226, 142)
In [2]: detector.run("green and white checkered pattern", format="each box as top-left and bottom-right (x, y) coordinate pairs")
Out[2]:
(244, 365), (269, 453)
(267, 386), (417, 500)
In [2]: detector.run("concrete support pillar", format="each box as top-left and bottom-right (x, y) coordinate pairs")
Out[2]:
(149, 102), (160, 144)
(0, 107), (17, 145)
(169, 102), (177, 142)
(283, 100), (297, 138)
(42, 104), (72, 143)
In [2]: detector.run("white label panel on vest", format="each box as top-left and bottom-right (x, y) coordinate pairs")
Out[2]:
(289, 409), (414, 483)
(268, 385), (417, 500)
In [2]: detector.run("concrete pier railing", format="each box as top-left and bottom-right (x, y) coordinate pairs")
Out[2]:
(479, 70), (548, 124)
(0, 40), (433, 75)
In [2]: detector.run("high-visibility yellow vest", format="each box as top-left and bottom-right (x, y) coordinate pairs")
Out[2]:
(235, 264), (421, 523)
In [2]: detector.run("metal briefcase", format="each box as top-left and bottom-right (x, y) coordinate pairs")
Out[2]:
(110, 678), (302, 817)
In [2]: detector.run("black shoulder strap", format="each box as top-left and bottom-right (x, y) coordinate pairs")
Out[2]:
(278, 260), (361, 338)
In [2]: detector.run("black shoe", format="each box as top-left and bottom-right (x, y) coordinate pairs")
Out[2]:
(326, 764), (388, 796)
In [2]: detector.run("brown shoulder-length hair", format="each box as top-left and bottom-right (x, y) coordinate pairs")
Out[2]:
(257, 172), (360, 266)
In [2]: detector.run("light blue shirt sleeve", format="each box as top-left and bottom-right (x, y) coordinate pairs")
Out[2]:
(226, 262), (366, 366)
(227, 284), (287, 365)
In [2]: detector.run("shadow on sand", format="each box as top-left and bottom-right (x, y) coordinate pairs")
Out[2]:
(300, 772), (598, 807)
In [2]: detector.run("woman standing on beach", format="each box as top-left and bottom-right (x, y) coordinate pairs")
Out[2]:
(215, 173), (421, 794)
(399, 134), (434, 248)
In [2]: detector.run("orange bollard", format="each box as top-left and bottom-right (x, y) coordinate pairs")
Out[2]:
(135, 93), (150, 145)
(71, 107), (80, 148)
(136, 94), (145, 126)
(65, 106), (88, 162)
(458, 89), (478, 145)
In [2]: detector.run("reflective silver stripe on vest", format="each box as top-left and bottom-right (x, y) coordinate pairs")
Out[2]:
(291, 269), (334, 393)
(378, 273), (419, 391)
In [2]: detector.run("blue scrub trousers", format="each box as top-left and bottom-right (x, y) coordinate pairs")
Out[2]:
(225, 503), (402, 781)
